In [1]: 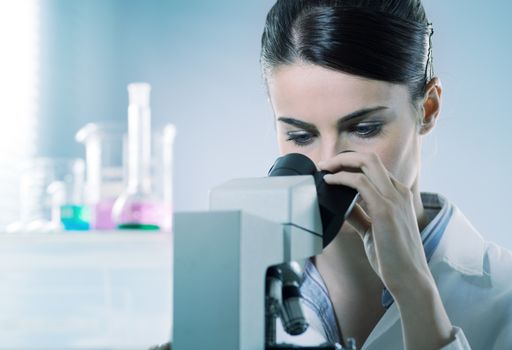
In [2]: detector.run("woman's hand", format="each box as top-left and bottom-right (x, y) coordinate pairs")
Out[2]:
(319, 151), (429, 295)
(318, 151), (455, 350)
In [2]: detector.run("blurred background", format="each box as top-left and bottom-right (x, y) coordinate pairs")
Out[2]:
(1, 0), (511, 247)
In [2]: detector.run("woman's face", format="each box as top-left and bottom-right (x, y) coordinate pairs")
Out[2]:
(267, 63), (424, 189)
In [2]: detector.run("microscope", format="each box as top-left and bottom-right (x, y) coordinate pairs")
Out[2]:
(172, 154), (358, 350)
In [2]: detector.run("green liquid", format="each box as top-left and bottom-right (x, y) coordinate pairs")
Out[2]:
(61, 204), (90, 231)
(117, 223), (160, 230)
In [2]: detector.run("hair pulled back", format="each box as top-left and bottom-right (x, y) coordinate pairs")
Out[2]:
(260, 0), (434, 102)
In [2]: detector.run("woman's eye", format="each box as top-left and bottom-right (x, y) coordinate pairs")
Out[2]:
(351, 123), (383, 138)
(286, 131), (314, 147)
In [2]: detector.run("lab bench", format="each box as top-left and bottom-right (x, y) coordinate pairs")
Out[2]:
(0, 231), (172, 350)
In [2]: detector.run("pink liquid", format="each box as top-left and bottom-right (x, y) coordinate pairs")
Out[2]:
(92, 199), (116, 230)
(116, 201), (172, 230)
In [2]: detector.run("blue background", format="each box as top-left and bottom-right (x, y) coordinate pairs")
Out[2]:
(37, 0), (512, 248)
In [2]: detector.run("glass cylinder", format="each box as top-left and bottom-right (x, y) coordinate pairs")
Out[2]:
(152, 123), (176, 232)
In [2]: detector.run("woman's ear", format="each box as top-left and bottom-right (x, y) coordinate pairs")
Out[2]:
(419, 77), (442, 135)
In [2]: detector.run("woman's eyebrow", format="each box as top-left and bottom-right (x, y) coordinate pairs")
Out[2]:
(277, 117), (318, 133)
(336, 106), (389, 128)
(277, 106), (389, 132)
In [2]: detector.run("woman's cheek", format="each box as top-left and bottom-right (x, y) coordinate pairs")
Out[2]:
(380, 142), (417, 188)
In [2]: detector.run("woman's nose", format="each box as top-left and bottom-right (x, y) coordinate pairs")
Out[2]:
(319, 139), (344, 163)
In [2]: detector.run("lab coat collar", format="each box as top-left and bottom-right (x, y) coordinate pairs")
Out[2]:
(362, 199), (487, 349)
(430, 204), (486, 277)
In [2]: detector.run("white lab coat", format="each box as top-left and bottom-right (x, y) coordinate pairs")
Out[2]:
(278, 205), (512, 349)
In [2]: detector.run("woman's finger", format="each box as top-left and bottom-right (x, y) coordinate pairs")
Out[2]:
(389, 173), (413, 198)
(319, 152), (396, 199)
(323, 170), (384, 215)
(345, 202), (371, 241)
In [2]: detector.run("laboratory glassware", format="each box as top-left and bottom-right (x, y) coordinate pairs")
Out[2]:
(47, 158), (89, 230)
(7, 158), (87, 232)
(76, 122), (126, 230)
(112, 83), (164, 230)
(152, 123), (176, 232)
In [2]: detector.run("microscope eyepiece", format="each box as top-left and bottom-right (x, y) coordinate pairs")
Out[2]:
(268, 153), (317, 177)
(268, 153), (358, 248)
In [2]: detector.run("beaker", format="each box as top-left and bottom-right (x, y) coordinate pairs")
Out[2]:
(7, 158), (87, 232)
(112, 83), (164, 230)
(75, 122), (126, 230)
(47, 159), (89, 231)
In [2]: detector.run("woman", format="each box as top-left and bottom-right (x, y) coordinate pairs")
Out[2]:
(261, 0), (512, 349)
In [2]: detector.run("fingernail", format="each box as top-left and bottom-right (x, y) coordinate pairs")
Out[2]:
(323, 174), (332, 181)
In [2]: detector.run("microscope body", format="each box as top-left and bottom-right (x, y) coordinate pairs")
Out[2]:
(173, 176), (323, 350)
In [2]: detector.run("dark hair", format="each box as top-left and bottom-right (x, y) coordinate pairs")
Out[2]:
(260, 0), (434, 104)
